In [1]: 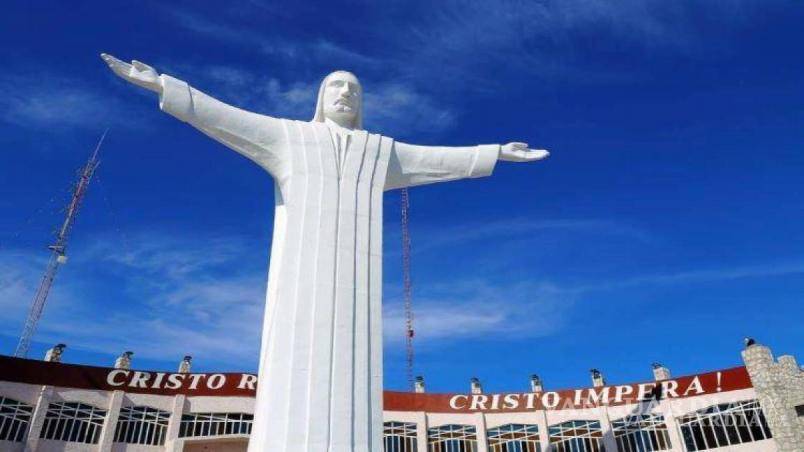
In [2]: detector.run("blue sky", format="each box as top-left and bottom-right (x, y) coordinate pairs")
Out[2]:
(1, 0), (802, 394)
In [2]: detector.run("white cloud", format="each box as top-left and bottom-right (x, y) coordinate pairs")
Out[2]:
(0, 234), (265, 366)
(395, 0), (778, 87)
(575, 261), (804, 293)
(163, 5), (378, 69)
(385, 218), (652, 258)
(0, 251), (46, 325)
(0, 74), (143, 130)
(364, 83), (456, 137)
(160, 0), (784, 98)
(383, 280), (574, 347)
(161, 63), (316, 121)
(5, 227), (803, 365)
(163, 63), (455, 135)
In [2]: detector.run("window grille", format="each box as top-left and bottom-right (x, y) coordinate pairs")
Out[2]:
(548, 420), (604, 452)
(40, 401), (106, 444)
(384, 421), (417, 452)
(428, 424), (478, 452)
(0, 396), (33, 442)
(114, 405), (170, 445)
(677, 399), (772, 451)
(487, 423), (541, 452)
(611, 413), (671, 452)
(178, 412), (253, 438)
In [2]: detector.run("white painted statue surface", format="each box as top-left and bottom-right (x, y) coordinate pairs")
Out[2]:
(102, 53), (549, 452)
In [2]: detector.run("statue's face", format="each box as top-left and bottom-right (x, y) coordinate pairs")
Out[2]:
(322, 72), (361, 126)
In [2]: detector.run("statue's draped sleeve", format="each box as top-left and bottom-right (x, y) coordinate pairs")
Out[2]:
(384, 141), (499, 190)
(158, 74), (288, 184)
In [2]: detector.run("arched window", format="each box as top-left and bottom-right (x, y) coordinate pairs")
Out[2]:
(548, 420), (604, 452)
(40, 401), (106, 444)
(487, 423), (541, 452)
(677, 399), (772, 451)
(611, 413), (671, 452)
(178, 412), (253, 438)
(114, 405), (171, 446)
(0, 396), (34, 442)
(384, 421), (417, 451)
(428, 424), (478, 452)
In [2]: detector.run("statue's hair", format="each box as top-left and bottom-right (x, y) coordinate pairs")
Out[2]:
(312, 70), (363, 129)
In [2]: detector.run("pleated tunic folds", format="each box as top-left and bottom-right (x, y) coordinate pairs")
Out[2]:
(158, 74), (499, 451)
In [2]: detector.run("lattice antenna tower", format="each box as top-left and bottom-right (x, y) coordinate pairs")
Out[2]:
(14, 131), (107, 358)
(400, 187), (415, 390)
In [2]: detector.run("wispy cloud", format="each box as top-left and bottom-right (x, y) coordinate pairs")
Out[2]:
(364, 83), (456, 137)
(383, 279), (573, 346)
(0, 234), (266, 366)
(385, 218), (652, 258)
(151, 0), (781, 142)
(0, 73), (143, 130)
(574, 260), (804, 293)
(4, 227), (802, 364)
(0, 251), (46, 326)
(393, 0), (782, 88)
(186, 65), (317, 120)
(162, 5), (379, 69)
(156, 4), (458, 135)
(158, 0), (783, 101)
(161, 62), (456, 135)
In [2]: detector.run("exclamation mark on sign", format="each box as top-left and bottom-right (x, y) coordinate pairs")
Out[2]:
(716, 371), (722, 392)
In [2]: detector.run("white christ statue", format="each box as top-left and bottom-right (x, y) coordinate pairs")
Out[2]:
(102, 53), (549, 452)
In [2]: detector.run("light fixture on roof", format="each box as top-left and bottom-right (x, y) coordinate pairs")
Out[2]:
(470, 377), (483, 394)
(44, 343), (66, 363)
(530, 374), (543, 393)
(414, 376), (425, 393)
(114, 351), (134, 370)
(179, 355), (193, 373)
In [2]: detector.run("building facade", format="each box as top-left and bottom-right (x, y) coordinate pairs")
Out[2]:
(0, 342), (800, 452)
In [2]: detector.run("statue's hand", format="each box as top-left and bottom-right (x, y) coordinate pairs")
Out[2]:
(500, 142), (549, 162)
(100, 53), (161, 93)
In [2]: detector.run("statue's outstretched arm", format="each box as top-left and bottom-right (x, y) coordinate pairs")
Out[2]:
(385, 141), (549, 190)
(101, 53), (287, 182)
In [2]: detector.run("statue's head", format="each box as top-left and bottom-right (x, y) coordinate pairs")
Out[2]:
(313, 70), (362, 129)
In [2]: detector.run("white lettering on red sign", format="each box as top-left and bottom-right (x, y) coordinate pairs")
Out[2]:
(107, 370), (129, 387)
(449, 395), (468, 410)
(238, 374), (257, 390)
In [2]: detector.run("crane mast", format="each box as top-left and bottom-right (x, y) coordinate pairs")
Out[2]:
(14, 131), (106, 358)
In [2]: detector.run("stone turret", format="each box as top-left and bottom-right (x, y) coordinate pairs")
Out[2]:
(741, 339), (804, 452)
(44, 344), (66, 363)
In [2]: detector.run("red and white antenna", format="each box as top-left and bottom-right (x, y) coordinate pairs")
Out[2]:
(14, 131), (107, 358)
(400, 187), (415, 390)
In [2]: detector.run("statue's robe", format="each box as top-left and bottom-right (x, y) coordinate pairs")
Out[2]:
(158, 74), (499, 451)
